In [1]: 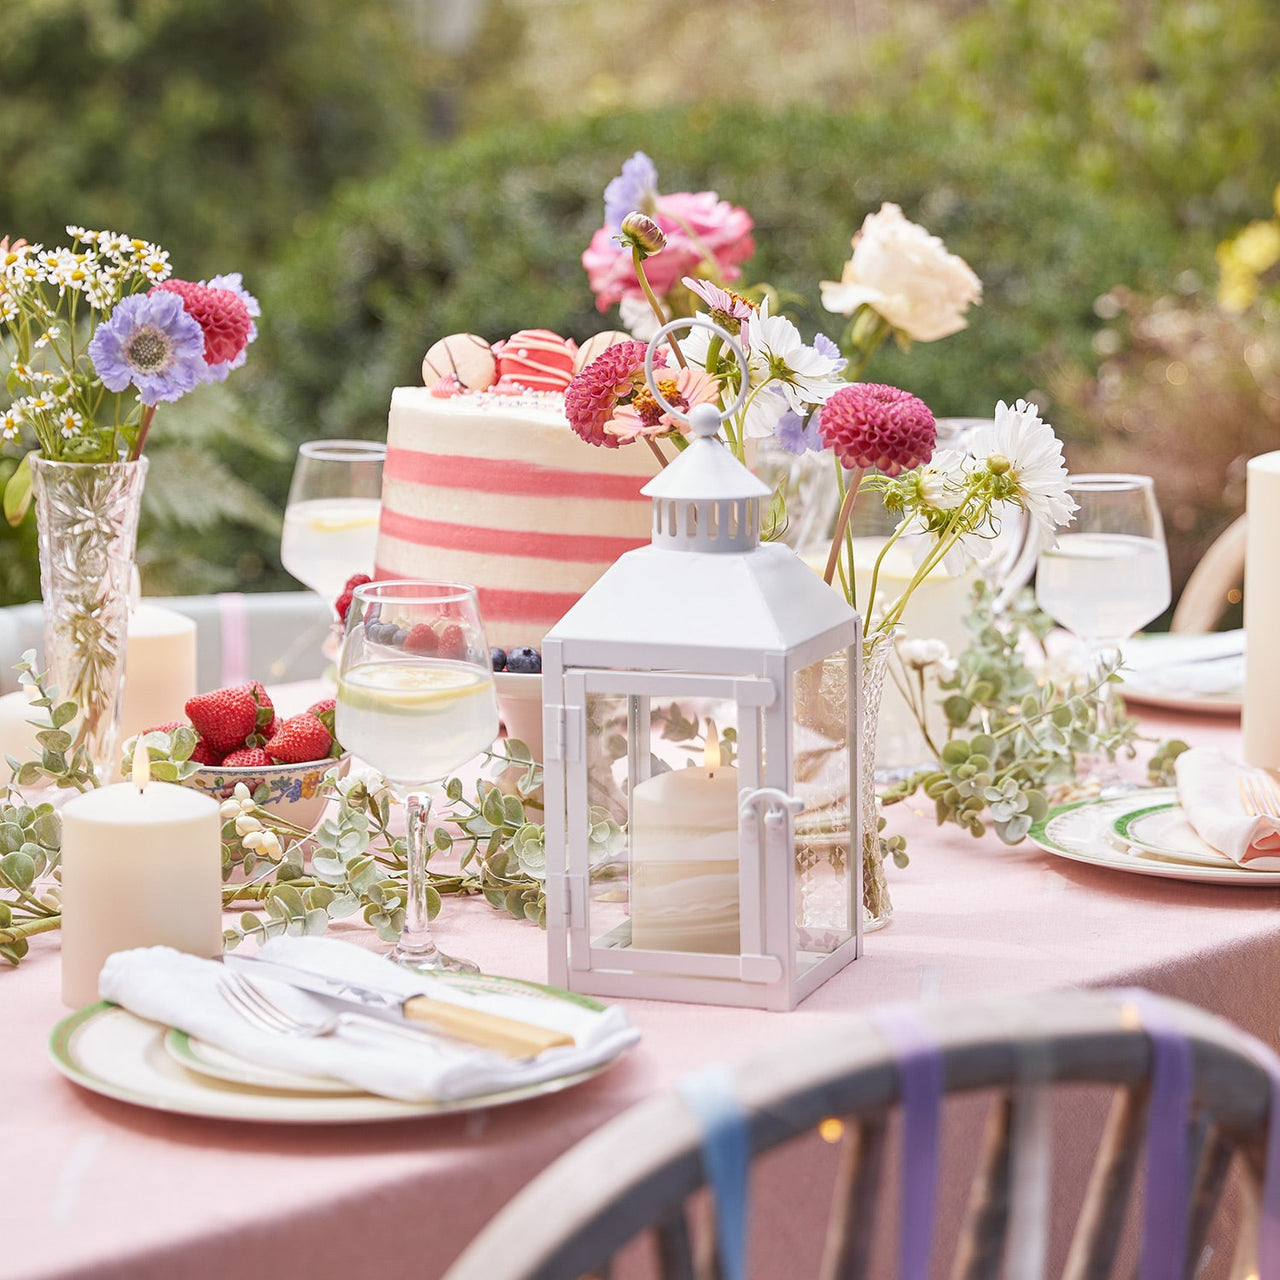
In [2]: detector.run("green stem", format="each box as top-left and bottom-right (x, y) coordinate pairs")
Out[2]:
(0, 913), (62, 944)
(633, 247), (685, 369)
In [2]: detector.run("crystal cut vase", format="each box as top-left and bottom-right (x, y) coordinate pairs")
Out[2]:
(794, 629), (896, 933)
(30, 456), (148, 785)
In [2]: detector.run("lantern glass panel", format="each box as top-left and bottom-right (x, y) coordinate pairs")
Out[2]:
(792, 650), (855, 954)
(581, 686), (749, 957)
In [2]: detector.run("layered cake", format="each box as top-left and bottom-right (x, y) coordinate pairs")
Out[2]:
(375, 330), (658, 650)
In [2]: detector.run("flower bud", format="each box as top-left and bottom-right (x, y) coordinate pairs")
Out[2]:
(987, 453), (1011, 475)
(618, 211), (667, 258)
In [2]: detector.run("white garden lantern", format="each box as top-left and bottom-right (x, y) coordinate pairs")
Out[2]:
(543, 320), (864, 1011)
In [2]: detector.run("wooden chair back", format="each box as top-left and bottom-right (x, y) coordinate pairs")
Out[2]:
(443, 989), (1276, 1280)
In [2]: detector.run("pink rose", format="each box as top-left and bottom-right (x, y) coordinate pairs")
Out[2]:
(582, 191), (755, 313)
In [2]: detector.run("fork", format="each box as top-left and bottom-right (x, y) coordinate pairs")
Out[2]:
(1238, 771), (1280, 818)
(217, 970), (513, 1055)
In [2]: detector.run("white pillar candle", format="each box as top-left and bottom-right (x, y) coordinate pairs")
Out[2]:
(1244, 451), (1280, 768)
(629, 748), (740, 955)
(0, 686), (46, 779)
(60, 745), (221, 1008)
(119, 604), (198, 742)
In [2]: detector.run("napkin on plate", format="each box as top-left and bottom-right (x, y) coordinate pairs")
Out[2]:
(1121, 631), (1245, 698)
(99, 935), (639, 1103)
(1174, 748), (1280, 869)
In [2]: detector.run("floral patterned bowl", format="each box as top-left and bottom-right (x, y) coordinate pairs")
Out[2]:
(184, 753), (351, 833)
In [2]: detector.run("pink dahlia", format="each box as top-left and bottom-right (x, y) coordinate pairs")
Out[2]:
(819, 383), (936, 477)
(565, 340), (666, 448)
(152, 279), (252, 367)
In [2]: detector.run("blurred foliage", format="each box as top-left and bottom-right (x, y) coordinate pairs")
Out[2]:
(2, 0), (1279, 601)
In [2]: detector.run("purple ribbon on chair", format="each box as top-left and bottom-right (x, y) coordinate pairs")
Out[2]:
(869, 1004), (944, 1280)
(1118, 989), (1194, 1280)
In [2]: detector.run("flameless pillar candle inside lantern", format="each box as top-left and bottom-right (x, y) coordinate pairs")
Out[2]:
(60, 741), (222, 1008)
(628, 738), (741, 955)
(119, 604), (199, 744)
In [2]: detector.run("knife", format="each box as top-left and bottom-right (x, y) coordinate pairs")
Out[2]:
(223, 954), (574, 1059)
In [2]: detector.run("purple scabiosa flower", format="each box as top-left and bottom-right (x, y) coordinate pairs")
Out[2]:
(87, 291), (206, 405)
(813, 332), (842, 362)
(604, 151), (659, 230)
(774, 408), (826, 456)
(200, 272), (260, 381)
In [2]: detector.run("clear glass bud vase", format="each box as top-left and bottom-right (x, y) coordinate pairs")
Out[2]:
(30, 456), (149, 785)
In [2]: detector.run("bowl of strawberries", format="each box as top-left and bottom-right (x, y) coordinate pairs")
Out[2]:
(173, 681), (349, 832)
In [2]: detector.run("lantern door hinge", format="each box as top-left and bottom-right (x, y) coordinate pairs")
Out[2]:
(545, 703), (582, 763)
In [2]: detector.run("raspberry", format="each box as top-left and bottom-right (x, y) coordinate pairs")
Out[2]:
(438, 623), (467, 661)
(404, 623), (439, 654)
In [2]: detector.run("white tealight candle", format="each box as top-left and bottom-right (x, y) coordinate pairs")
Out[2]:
(119, 604), (198, 743)
(1244, 451), (1280, 768)
(629, 739), (741, 955)
(60, 741), (222, 1008)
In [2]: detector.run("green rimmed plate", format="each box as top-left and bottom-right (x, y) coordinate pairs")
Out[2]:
(1028, 788), (1280, 887)
(50, 971), (628, 1124)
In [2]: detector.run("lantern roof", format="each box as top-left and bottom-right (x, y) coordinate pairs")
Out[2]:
(546, 540), (857, 658)
(642, 405), (770, 503)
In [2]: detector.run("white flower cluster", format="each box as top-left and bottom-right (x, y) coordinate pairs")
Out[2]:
(3, 228), (171, 310)
(219, 783), (282, 858)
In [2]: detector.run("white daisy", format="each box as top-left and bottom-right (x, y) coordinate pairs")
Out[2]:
(1, 408), (22, 440)
(969, 399), (1076, 546)
(58, 409), (83, 438)
(743, 298), (844, 418)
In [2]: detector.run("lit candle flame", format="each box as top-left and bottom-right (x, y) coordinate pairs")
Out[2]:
(704, 733), (721, 776)
(131, 738), (151, 792)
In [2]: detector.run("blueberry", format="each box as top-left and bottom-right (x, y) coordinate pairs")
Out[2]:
(391, 627), (409, 648)
(490, 647), (508, 672)
(507, 646), (541, 674)
(367, 621), (397, 645)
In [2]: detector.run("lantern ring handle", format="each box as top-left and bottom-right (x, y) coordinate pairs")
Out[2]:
(643, 317), (751, 428)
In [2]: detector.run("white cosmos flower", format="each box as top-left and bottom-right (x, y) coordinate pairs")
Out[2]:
(619, 293), (665, 342)
(913, 448), (969, 511)
(742, 298), (844, 422)
(970, 399), (1076, 547)
(897, 636), (957, 678)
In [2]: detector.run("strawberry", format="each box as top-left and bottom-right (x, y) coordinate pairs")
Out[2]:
(438, 622), (466, 661)
(222, 746), (276, 768)
(264, 713), (332, 764)
(403, 623), (439, 654)
(142, 720), (184, 735)
(249, 680), (276, 741)
(185, 685), (259, 754)
(307, 697), (337, 741)
(189, 737), (224, 766)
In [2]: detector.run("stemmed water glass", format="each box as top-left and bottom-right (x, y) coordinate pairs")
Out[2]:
(336, 580), (500, 974)
(1035, 474), (1171, 784)
(280, 440), (386, 603)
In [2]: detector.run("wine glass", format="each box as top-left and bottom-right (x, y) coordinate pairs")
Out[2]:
(1035, 474), (1171, 785)
(336, 580), (500, 974)
(280, 440), (386, 603)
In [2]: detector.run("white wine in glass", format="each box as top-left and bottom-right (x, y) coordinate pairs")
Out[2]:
(280, 440), (385, 602)
(1036, 474), (1171, 786)
(336, 581), (499, 974)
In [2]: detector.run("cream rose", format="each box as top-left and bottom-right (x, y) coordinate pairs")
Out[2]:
(820, 203), (982, 342)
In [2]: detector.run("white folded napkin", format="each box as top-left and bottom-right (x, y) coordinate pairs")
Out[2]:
(1122, 631), (1245, 697)
(1174, 748), (1280, 869)
(99, 935), (639, 1103)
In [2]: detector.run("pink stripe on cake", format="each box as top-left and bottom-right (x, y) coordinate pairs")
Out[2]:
(385, 448), (649, 502)
(374, 567), (581, 625)
(378, 508), (646, 563)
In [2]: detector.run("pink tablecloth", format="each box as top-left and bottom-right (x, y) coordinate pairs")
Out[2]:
(6, 706), (1274, 1278)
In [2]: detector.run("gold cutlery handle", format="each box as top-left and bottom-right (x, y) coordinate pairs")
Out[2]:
(402, 995), (575, 1058)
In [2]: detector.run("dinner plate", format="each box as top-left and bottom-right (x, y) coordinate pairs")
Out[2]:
(50, 994), (628, 1124)
(1119, 633), (1243, 716)
(1111, 803), (1236, 868)
(163, 1030), (364, 1095)
(1028, 789), (1280, 886)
